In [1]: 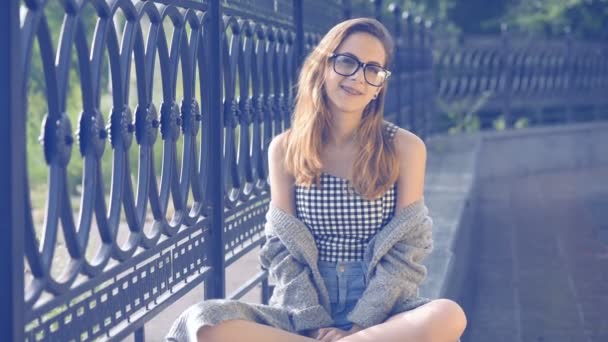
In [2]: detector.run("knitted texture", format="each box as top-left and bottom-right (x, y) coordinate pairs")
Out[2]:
(165, 198), (433, 341)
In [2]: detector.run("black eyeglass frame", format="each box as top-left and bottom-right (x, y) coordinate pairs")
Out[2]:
(328, 53), (392, 87)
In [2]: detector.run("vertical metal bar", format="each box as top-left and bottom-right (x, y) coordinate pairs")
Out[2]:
(500, 24), (513, 129)
(389, 3), (402, 127)
(404, 12), (415, 132)
(373, 0), (383, 22)
(293, 0), (304, 71)
(342, 0), (352, 20)
(134, 327), (145, 342)
(205, 0), (226, 299)
(260, 277), (271, 304)
(414, 16), (423, 137)
(564, 29), (573, 123)
(593, 44), (604, 121)
(420, 19), (428, 139)
(0, 0), (25, 341)
(426, 20), (437, 137)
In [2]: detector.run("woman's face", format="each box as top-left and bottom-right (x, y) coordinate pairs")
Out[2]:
(323, 32), (387, 116)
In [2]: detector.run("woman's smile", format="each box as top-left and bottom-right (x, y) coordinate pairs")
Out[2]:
(340, 84), (363, 96)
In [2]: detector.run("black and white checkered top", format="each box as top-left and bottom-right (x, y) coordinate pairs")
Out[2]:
(295, 121), (399, 262)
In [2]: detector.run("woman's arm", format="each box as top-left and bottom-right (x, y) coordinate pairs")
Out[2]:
(394, 128), (427, 212)
(267, 132), (296, 215)
(260, 133), (333, 332)
(347, 130), (433, 328)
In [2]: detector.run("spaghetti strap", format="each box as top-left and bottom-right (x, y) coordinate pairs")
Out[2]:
(383, 120), (399, 140)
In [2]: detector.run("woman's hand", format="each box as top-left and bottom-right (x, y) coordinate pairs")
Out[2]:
(309, 327), (350, 341)
(348, 324), (364, 334)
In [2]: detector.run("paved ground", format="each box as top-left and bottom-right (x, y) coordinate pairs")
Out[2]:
(139, 165), (608, 342)
(136, 248), (263, 342)
(464, 165), (608, 342)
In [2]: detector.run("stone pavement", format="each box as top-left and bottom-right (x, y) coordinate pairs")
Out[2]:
(135, 147), (608, 342)
(463, 165), (608, 342)
(132, 249), (263, 342)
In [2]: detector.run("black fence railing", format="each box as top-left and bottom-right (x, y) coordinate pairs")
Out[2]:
(3, 0), (608, 341)
(434, 28), (608, 132)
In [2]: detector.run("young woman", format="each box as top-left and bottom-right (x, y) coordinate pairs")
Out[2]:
(167, 18), (466, 342)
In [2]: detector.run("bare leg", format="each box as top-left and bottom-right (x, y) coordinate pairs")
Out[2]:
(338, 299), (467, 342)
(197, 319), (318, 342)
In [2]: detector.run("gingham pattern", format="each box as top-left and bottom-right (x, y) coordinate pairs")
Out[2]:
(295, 121), (399, 262)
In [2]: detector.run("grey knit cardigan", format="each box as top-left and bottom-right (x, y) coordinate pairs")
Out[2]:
(166, 197), (433, 341)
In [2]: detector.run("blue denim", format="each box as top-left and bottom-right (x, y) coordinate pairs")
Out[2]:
(317, 260), (367, 331)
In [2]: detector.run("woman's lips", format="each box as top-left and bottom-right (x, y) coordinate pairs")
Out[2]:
(340, 85), (363, 96)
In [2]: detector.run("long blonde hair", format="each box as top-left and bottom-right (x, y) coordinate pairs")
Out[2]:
(284, 18), (398, 200)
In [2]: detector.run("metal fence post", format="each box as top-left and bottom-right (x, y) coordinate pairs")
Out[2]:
(418, 17), (428, 139)
(404, 11), (415, 132)
(294, 0), (304, 70)
(0, 0), (25, 341)
(500, 23), (513, 129)
(563, 27), (574, 123)
(388, 3), (403, 126)
(343, 0), (352, 20)
(422, 19), (436, 139)
(373, 0), (383, 22)
(205, 0), (226, 300)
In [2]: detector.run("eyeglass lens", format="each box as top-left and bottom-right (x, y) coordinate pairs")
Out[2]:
(333, 54), (388, 87)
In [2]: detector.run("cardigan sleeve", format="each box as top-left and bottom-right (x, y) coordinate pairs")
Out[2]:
(346, 214), (433, 328)
(259, 232), (333, 332)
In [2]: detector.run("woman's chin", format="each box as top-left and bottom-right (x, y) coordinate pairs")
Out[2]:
(326, 97), (366, 115)
(330, 102), (365, 115)
(331, 109), (361, 116)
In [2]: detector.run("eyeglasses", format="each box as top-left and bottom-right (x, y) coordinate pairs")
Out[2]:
(329, 53), (391, 87)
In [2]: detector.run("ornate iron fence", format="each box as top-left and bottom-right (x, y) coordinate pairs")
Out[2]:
(3, 0), (607, 341)
(6, 0), (433, 341)
(434, 28), (608, 132)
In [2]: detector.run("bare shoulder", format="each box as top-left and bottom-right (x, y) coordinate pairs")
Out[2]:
(393, 128), (427, 209)
(268, 130), (296, 215)
(393, 128), (427, 160)
(268, 130), (290, 161)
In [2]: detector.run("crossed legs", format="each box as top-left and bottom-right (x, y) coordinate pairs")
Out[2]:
(197, 298), (466, 342)
(197, 319), (316, 342)
(339, 299), (466, 342)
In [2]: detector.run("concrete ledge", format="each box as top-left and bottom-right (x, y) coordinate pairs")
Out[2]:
(419, 120), (608, 309)
(478, 121), (608, 180)
(420, 132), (481, 302)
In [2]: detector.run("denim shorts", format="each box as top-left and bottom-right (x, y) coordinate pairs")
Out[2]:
(317, 260), (367, 331)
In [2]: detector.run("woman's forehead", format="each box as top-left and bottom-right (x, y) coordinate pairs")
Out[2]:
(334, 32), (386, 65)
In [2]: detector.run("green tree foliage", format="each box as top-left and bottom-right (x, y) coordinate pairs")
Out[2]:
(447, 0), (510, 34)
(400, 0), (608, 38)
(400, 0), (461, 32)
(500, 0), (608, 39)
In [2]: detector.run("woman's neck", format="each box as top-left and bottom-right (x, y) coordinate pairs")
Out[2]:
(327, 109), (363, 148)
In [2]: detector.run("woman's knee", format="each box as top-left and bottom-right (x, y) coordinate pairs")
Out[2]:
(430, 298), (467, 340)
(196, 324), (218, 342)
(196, 320), (245, 342)
(383, 299), (467, 341)
(192, 300), (234, 341)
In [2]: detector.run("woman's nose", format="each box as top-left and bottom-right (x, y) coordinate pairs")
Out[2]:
(349, 66), (366, 84)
